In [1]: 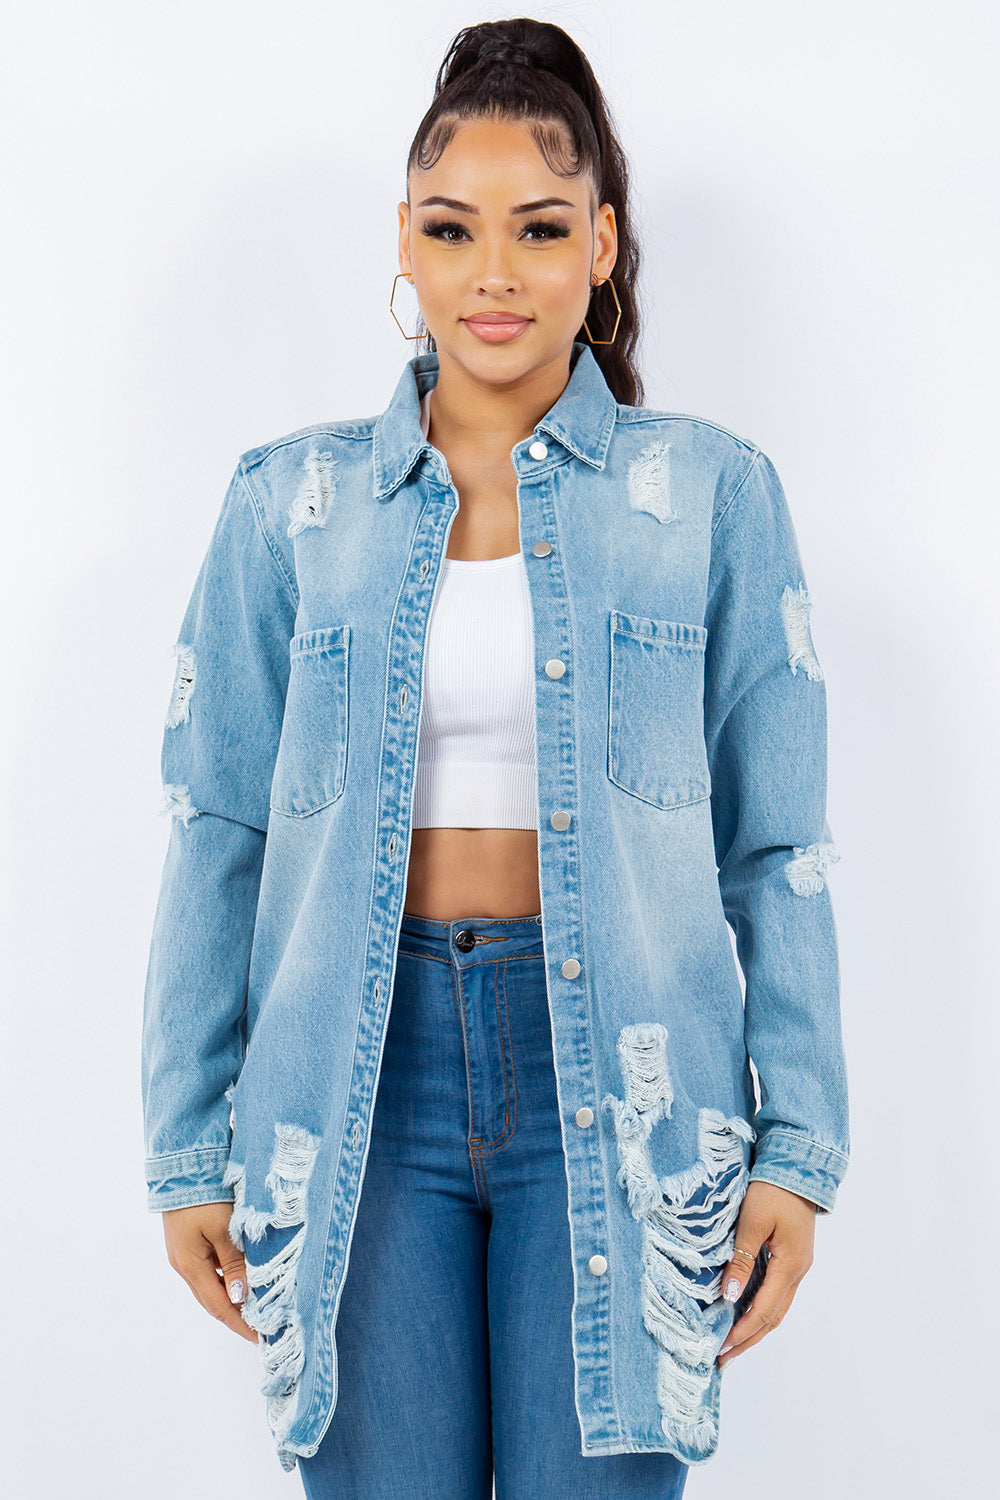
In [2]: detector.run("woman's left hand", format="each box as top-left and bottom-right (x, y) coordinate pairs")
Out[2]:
(716, 1180), (817, 1369)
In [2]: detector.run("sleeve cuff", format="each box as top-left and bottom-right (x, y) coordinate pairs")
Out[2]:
(145, 1146), (234, 1213)
(748, 1127), (849, 1215)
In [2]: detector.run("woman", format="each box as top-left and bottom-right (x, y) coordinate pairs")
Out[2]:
(142, 17), (850, 1498)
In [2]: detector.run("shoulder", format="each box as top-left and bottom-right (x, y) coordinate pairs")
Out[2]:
(231, 416), (380, 546)
(238, 416), (380, 473)
(614, 404), (768, 527)
(617, 402), (759, 453)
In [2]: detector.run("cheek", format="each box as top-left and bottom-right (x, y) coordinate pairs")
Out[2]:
(408, 249), (454, 289)
(536, 250), (592, 303)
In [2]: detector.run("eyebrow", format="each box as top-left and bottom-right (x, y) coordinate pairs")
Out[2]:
(416, 195), (576, 215)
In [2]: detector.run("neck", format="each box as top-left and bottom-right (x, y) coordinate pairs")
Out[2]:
(425, 345), (574, 458)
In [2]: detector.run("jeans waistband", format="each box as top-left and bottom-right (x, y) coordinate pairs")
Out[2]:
(397, 911), (544, 963)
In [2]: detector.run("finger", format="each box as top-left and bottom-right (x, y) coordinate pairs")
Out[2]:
(189, 1263), (259, 1344)
(180, 1242), (259, 1345)
(720, 1238), (765, 1309)
(209, 1229), (250, 1313)
(718, 1249), (807, 1366)
(718, 1193), (777, 1309)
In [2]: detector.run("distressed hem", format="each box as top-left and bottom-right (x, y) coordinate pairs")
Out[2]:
(223, 1090), (322, 1466)
(602, 1022), (756, 1463)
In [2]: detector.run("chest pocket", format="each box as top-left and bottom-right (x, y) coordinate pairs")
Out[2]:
(270, 626), (350, 817)
(607, 610), (711, 811)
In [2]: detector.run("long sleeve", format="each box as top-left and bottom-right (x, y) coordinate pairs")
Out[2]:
(141, 460), (297, 1212)
(703, 449), (850, 1214)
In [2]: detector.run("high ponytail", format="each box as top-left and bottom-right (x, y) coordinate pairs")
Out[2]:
(404, 17), (645, 407)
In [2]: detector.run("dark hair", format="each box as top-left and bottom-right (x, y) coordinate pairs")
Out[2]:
(404, 17), (645, 407)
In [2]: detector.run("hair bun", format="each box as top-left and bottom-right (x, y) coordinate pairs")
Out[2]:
(477, 38), (537, 70)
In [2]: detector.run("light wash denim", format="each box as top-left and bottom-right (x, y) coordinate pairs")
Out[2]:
(296, 912), (688, 1499)
(141, 339), (849, 1475)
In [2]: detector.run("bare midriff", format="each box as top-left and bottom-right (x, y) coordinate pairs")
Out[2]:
(404, 827), (541, 919)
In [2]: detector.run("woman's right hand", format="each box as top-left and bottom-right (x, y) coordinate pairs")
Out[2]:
(162, 1202), (259, 1344)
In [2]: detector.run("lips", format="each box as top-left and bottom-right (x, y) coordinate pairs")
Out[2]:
(463, 313), (532, 324)
(462, 313), (533, 344)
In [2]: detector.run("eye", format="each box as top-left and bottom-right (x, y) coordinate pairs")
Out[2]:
(522, 219), (571, 241)
(419, 218), (572, 244)
(420, 219), (470, 243)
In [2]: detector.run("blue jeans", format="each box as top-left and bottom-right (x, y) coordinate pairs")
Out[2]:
(298, 913), (689, 1499)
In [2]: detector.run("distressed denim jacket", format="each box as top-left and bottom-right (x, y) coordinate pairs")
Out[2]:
(141, 340), (850, 1473)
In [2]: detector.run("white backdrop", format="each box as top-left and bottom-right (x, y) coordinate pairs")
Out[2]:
(2, 2), (995, 1495)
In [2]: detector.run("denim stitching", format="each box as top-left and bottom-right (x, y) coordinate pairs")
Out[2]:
(469, 960), (518, 1156)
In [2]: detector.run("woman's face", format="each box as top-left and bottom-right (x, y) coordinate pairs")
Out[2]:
(397, 116), (617, 386)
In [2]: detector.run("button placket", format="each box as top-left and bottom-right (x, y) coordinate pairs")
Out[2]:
(520, 448), (609, 1336)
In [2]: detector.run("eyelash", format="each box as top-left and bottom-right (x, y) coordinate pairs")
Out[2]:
(420, 218), (571, 244)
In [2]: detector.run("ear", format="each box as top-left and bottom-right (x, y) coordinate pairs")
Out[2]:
(397, 201), (412, 277)
(593, 201), (617, 281)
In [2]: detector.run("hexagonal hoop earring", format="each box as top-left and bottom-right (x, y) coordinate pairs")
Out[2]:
(582, 276), (622, 346)
(390, 272), (424, 340)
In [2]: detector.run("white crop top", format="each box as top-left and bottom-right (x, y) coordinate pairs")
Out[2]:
(411, 389), (538, 829)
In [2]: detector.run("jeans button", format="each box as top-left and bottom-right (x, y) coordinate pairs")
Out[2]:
(454, 929), (477, 952)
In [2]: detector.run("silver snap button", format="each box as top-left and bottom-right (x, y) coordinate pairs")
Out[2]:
(532, 540), (553, 556)
(561, 958), (581, 979)
(528, 439), (548, 460)
(544, 658), (566, 679)
(575, 1106), (594, 1128)
(588, 1254), (608, 1276)
(550, 809), (571, 831)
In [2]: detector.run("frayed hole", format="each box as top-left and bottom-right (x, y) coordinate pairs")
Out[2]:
(780, 583), (824, 681)
(628, 441), (678, 523)
(161, 782), (200, 825)
(785, 840), (840, 896)
(165, 643), (196, 727)
(601, 1022), (675, 1219)
(287, 450), (337, 537)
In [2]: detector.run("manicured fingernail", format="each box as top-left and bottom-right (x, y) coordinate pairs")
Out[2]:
(719, 1345), (733, 1358)
(723, 1277), (741, 1302)
(229, 1279), (245, 1303)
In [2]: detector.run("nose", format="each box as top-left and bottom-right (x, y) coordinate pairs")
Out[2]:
(473, 244), (521, 295)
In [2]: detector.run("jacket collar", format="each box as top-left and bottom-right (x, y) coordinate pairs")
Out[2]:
(372, 339), (618, 501)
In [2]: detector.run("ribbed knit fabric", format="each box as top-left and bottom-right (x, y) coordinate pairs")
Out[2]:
(412, 389), (539, 829)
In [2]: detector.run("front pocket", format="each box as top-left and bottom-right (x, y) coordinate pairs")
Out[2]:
(270, 625), (350, 817)
(608, 610), (711, 811)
